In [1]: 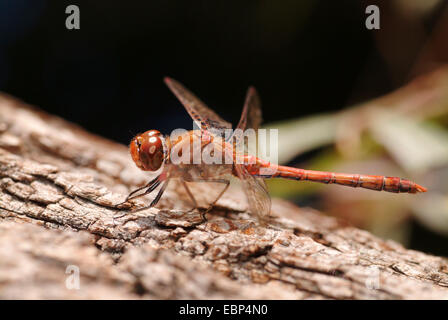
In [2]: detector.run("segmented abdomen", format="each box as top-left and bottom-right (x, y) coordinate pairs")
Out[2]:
(274, 166), (427, 194)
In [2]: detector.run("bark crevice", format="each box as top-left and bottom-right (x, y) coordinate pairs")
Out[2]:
(0, 93), (447, 299)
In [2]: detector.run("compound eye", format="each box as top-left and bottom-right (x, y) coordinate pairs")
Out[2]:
(129, 130), (165, 171)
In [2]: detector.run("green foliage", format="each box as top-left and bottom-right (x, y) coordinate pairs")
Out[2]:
(263, 67), (448, 239)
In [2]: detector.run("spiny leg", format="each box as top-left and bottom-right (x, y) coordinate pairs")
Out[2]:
(119, 176), (159, 203)
(122, 179), (171, 213)
(188, 179), (230, 214)
(149, 179), (170, 208)
(204, 179), (230, 213)
(127, 184), (149, 200)
(182, 180), (198, 211)
(126, 179), (161, 202)
(116, 176), (160, 210)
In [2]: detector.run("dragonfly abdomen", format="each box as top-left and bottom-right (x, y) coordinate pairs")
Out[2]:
(274, 165), (427, 194)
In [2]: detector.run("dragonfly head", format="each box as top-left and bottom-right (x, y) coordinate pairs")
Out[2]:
(130, 130), (167, 171)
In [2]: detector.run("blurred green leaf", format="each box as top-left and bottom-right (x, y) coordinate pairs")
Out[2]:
(369, 111), (448, 173)
(261, 113), (339, 164)
(261, 66), (448, 243)
(412, 193), (448, 236)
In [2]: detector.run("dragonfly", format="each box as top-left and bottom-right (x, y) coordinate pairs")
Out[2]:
(124, 77), (427, 221)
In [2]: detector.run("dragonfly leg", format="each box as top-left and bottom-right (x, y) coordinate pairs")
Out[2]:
(149, 179), (170, 208)
(191, 179), (230, 213)
(128, 180), (161, 202)
(124, 185), (147, 201)
(181, 180), (198, 211)
(180, 178), (230, 214)
(117, 178), (170, 213)
(204, 179), (230, 213)
(116, 176), (160, 208)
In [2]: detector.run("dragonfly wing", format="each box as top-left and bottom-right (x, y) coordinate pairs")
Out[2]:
(164, 77), (232, 135)
(236, 86), (263, 132)
(235, 163), (271, 219)
(231, 86), (263, 156)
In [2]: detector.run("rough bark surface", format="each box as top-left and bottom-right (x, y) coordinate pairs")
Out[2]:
(0, 93), (447, 300)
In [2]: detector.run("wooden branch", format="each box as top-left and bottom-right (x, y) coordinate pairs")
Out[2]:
(0, 93), (447, 299)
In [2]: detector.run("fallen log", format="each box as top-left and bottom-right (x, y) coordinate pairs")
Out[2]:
(0, 93), (447, 299)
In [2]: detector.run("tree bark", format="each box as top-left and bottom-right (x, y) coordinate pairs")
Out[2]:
(0, 93), (447, 300)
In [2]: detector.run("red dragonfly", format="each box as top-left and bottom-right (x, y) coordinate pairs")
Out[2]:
(125, 78), (427, 220)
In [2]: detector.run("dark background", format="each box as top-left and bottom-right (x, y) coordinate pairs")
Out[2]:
(0, 0), (414, 143)
(0, 0), (447, 255)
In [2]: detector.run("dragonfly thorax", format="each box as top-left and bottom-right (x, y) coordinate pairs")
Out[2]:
(130, 130), (167, 171)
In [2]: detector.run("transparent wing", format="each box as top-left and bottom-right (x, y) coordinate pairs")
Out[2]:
(232, 86), (270, 219)
(231, 86), (263, 156)
(164, 77), (232, 134)
(234, 163), (271, 219)
(236, 86), (263, 132)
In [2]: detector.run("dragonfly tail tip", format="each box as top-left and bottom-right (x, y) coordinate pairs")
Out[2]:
(416, 184), (427, 193)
